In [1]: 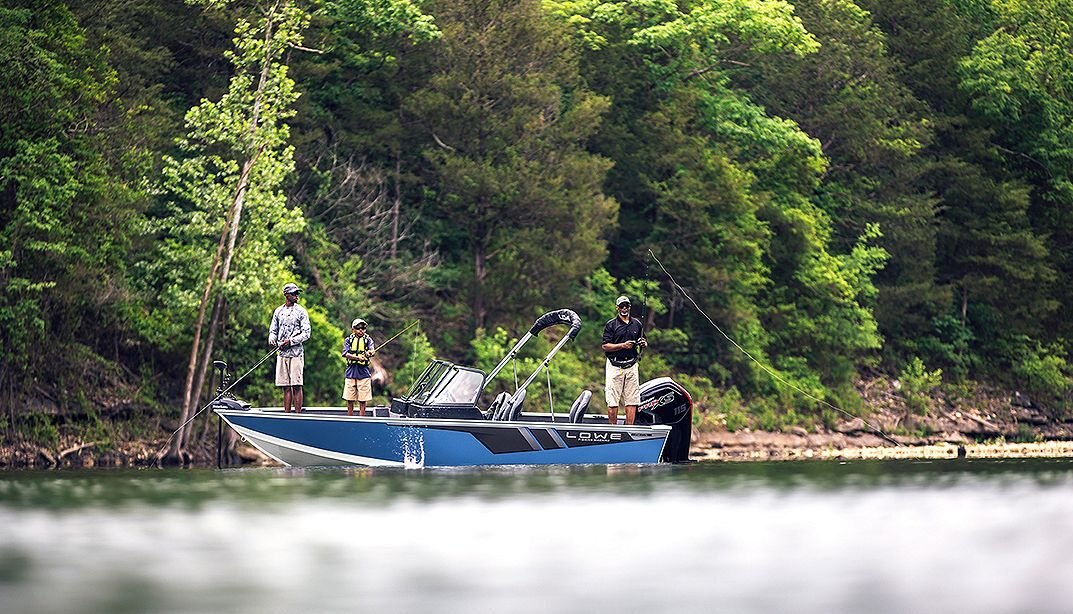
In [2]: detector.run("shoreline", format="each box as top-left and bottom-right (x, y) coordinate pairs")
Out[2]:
(691, 441), (1073, 462)
(690, 432), (1073, 462)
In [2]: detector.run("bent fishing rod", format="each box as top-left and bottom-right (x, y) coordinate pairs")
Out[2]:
(154, 345), (280, 463)
(356, 320), (420, 360)
(647, 248), (901, 447)
(377, 319), (420, 351)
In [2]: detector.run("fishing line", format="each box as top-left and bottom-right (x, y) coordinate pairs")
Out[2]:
(648, 249), (900, 446)
(154, 346), (280, 462)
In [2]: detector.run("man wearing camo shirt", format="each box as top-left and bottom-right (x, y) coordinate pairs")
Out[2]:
(268, 282), (311, 412)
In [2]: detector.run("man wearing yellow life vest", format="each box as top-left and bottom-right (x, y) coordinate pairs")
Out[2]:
(342, 318), (377, 416)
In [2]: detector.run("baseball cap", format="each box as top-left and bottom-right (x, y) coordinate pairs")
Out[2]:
(615, 295), (631, 306)
(282, 283), (301, 295)
(351, 318), (367, 329)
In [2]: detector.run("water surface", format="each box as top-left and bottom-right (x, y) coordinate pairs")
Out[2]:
(2, 459), (1072, 613)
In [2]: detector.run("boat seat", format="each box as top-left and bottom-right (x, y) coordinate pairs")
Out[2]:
(568, 390), (592, 423)
(496, 389), (526, 421)
(486, 391), (511, 420)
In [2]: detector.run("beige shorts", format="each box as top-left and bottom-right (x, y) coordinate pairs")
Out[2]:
(605, 361), (640, 407)
(275, 354), (304, 387)
(343, 377), (372, 402)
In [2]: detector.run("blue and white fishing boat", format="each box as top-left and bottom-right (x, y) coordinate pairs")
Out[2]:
(214, 309), (692, 467)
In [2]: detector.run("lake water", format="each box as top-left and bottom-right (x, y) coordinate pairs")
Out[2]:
(2, 459), (1072, 613)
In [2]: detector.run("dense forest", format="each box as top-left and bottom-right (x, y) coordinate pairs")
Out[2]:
(2, 0), (1072, 458)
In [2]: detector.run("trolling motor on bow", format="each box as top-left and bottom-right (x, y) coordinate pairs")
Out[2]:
(211, 360), (251, 411)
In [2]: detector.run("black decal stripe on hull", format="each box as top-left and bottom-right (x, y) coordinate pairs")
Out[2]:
(430, 425), (537, 454)
(531, 429), (562, 450)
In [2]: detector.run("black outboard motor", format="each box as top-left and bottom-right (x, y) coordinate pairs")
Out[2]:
(636, 377), (692, 463)
(211, 360), (252, 411)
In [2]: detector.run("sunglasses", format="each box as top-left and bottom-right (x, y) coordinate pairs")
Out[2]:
(618, 304), (631, 308)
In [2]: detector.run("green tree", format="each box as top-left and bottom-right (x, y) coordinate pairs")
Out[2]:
(864, 0), (1059, 382)
(287, 0), (441, 335)
(958, 0), (1073, 345)
(0, 3), (143, 429)
(739, 0), (940, 368)
(137, 0), (311, 461)
(404, 0), (616, 335)
(551, 0), (885, 406)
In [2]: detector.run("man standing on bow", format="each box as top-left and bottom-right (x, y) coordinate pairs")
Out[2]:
(601, 295), (647, 425)
(268, 282), (311, 412)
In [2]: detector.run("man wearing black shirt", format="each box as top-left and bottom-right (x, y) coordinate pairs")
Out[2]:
(601, 295), (647, 425)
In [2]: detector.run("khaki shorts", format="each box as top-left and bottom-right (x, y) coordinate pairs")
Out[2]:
(275, 354), (304, 387)
(605, 361), (640, 407)
(343, 377), (372, 402)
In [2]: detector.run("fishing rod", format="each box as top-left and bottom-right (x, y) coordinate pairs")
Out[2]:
(364, 320), (419, 356)
(647, 248), (901, 446)
(154, 346), (280, 464)
(637, 263), (651, 357)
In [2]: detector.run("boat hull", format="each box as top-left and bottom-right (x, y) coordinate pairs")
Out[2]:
(217, 409), (671, 467)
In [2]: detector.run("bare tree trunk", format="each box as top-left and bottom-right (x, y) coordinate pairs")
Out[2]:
(960, 286), (968, 325)
(165, 223), (229, 464)
(474, 241), (486, 332)
(183, 296), (226, 449)
(177, 153), (259, 453)
(391, 153), (401, 259)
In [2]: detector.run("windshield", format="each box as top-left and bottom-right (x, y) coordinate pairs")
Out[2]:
(427, 366), (485, 405)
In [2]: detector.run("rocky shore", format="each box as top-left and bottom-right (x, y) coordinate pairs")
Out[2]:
(691, 431), (1073, 462)
(692, 378), (1073, 462)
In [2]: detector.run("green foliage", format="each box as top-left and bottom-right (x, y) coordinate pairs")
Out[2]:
(0, 3), (143, 402)
(910, 314), (977, 381)
(135, 0), (309, 368)
(957, 0), (1073, 346)
(302, 306), (347, 405)
(1012, 341), (1071, 403)
(15, 413), (60, 449)
(393, 326), (438, 396)
(405, 0), (616, 333)
(1012, 423), (1040, 444)
(899, 357), (943, 415)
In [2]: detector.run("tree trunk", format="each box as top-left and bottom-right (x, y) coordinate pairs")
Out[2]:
(474, 241), (486, 332)
(164, 5), (282, 463)
(165, 224), (229, 464)
(960, 285), (968, 325)
(391, 152), (401, 259)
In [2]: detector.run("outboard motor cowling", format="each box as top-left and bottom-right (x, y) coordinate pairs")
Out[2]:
(636, 377), (692, 463)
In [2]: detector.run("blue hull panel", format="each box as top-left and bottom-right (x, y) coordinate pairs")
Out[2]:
(220, 411), (669, 466)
